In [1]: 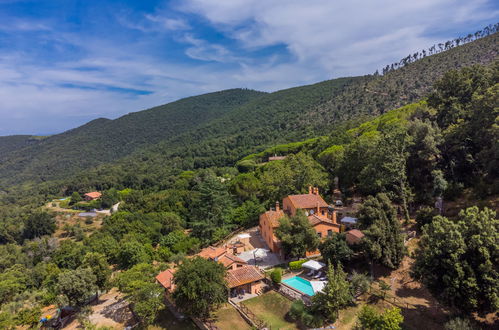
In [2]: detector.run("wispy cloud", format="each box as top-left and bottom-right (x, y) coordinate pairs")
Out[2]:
(0, 0), (497, 135)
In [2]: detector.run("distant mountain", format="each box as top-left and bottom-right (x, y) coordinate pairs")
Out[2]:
(0, 32), (497, 189)
(0, 89), (265, 185)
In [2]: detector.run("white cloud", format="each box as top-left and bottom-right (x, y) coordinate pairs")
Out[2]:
(1, 0), (497, 135)
(145, 15), (190, 30)
(179, 0), (498, 76)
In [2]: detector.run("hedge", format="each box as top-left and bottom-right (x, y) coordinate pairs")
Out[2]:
(289, 259), (307, 270)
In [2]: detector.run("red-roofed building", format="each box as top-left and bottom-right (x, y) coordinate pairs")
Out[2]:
(345, 229), (365, 245)
(226, 265), (265, 296)
(197, 246), (247, 270)
(84, 191), (102, 201)
(259, 187), (340, 257)
(197, 246), (227, 261)
(259, 201), (285, 255)
(156, 268), (177, 292)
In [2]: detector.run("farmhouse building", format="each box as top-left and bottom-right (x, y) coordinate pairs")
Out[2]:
(259, 187), (340, 257)
(84, 191), (101, 201)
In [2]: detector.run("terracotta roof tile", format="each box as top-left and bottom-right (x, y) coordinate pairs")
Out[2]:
(225, 266), (265, 288)
(84, 192), (102, 198)
(261, 209), (285, 227)
(347, 229), (365, 239)
(307, 214), (338, 227)
(218, 253), (247, 268)
(287, 194), (328, 209)
(197, 246), (227, 260)
(156, 268), (176, 289)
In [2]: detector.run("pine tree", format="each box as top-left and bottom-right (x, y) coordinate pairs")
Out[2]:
(311, 263), (352, 322)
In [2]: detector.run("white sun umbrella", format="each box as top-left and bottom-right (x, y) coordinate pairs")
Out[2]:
(301, 260), (326, 271)
(253, 248), (270, 258)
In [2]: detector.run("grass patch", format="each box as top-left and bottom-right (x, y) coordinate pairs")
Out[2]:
(212, 304), (252, 330)
(335, 303), (364, 329)
(243, 291), (298, 330)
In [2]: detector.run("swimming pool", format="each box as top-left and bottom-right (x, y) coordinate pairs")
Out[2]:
(282, 276), (315, 296)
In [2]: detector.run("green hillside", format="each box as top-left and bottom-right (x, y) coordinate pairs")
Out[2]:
(0, 135), (35, 159)
(0, 89), (265, 185)
(0, 32), (497, 191)
(65, 32), (498, 189)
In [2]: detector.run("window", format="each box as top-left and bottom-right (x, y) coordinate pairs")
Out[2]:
(327, 229), (333, 237)
(317, 232), (322, 238)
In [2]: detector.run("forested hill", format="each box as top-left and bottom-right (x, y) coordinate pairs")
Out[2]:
(0, 89), (266, 185)
(0, 32), (497, 189)
(0, 135), (43, 159)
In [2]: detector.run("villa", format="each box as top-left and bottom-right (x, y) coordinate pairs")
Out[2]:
(259, 186), (340, 257)
(84, 191), (102, 201)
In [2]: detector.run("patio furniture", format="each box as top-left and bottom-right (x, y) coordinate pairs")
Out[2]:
(306, 270), (315, 277)
(313, 271), (322, 279)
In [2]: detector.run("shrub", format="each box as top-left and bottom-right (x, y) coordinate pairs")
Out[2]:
(270, 268), (282, 284)
(14, 306), (41, 327)
(289, 259), (307, 271)
(350, 271), (371, 297)
(288, 300), (305, 321)
(444, 317), (477, 330)
(84, 218), (94, 225)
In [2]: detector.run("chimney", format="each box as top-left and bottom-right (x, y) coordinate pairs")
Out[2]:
(316, 202), (320, 215)
(332, 210), (337, 224)
(308, 186), (313, 194)
(313, 187), (319, 195)
(275, 201), (280, 212)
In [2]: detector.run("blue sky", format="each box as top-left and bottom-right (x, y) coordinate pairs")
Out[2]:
(0, 0), (498, 135)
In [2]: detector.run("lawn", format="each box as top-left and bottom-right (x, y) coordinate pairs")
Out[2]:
(243, 291), (298, 330)
(212, 303), (252, 330)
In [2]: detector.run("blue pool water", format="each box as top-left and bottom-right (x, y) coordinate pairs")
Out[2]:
(282, 276), (315, 296)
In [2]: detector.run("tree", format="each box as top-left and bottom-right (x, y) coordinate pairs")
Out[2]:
(350, 271), (371, 297)
(115, 263), (165, 325)
(81, 252), (111, 291)
(228, 199), (265, 227)
(56, 268), (98, 306)
(128, 282), (165, 325)
(406, 119), (442, 204)
(172, 257), (227, 318)
(100, 188), (119, 209)
(356, 305), (403, 330)
(412, 207), (498, 313)
(270, 268), (282, 284)
(319, 233), (353, 266)
(311, 263), (352, 322)
(69, 192), (82, 205)
(415, 206), (436, 230)
(117, 239), (152, 269)
(0, 264), (29, 304)
(190, 171), (234, 242)
(52, 240), (87, 270)
(260, 152), (329, 203)
(23, 211), (56, 239)
(358, 194), (405, 269)
(275, 211), (320, 258)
